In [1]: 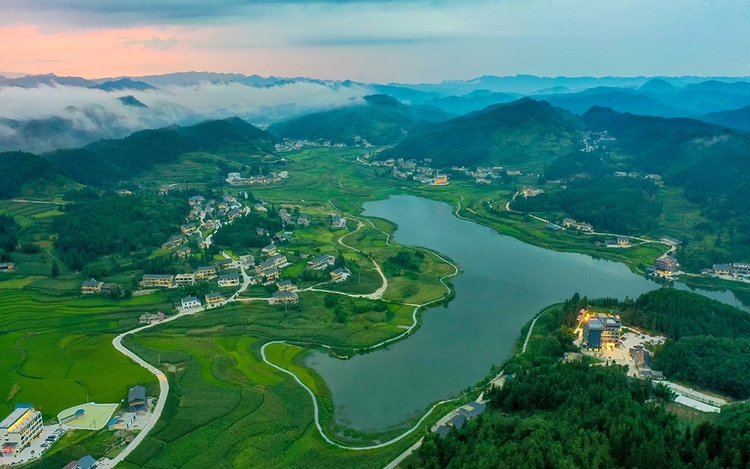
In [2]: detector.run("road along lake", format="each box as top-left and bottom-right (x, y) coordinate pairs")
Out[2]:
(307, 195), (750, 433)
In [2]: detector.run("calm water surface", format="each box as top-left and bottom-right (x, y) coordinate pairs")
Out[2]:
(306, 195), (750, 432)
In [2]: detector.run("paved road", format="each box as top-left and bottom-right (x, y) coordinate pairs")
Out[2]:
(260, 341), (458, 451)
(101, 308), (201, 468)
(522, 313), (543, 354)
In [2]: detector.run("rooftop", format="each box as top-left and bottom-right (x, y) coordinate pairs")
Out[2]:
(0, 405), (34, 430)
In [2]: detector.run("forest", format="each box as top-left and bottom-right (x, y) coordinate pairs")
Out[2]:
(403, 289), (750, 468)
(0, 214), (19, 261)
(510, 176), (662, 234)
(597, 289), (750, 399)
(53, 193), (190, 270)
(405, 361), (750, 469)
(210, 211), (283, 252)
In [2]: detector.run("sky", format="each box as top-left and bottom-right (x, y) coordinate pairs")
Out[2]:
(2, 0), (750, 83)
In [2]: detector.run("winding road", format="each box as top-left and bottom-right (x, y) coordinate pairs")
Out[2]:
(103, 203), (460, 466)
(101, 307), (201, 468)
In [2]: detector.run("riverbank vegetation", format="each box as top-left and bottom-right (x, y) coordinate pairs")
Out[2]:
(402, 289), (750, 469)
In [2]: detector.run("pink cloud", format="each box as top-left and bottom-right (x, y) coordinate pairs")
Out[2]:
(0, 24), (187, 77)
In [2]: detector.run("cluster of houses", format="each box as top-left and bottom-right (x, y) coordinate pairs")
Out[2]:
(706, 262), (750, 279)
(561, 218), (594, 232)
(370, 158), (450, 185)
(278, 208), (310, 227)
(614, 171), (663, 181)
(226, 171), (289, 186)
(276, 139), (350, 151)
(580, 130), (617, 152)
(139, 312), (166, 324)
(449, 165), (506, 184)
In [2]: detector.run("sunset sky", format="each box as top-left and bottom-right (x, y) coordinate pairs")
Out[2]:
(2, 0), (750, 83)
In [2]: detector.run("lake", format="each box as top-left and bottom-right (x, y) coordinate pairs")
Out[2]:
(306, 195), (750, 432)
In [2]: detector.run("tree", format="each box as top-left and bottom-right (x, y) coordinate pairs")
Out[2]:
(51, 261), (59, 278)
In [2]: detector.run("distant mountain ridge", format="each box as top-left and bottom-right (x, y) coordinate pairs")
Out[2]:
(267, 94), (453, 145)
(0, 117), (277, 193)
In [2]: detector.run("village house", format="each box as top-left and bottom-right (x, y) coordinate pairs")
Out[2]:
(205, 291), (226, 306)
(175, 273), (195, 286)
(0, 262), (15, 272)
(522, 187), (543, 197)
(240, 255), (255, 266)
(254, 203), (267, 212)
(276, 279), (298, 292)
(180, 223), (197, 235)
(307, 254), (335, 270)
(262, 267), (280, 282)
(215, 259), (234, 270)
(194, 266), (217, 280)
(140, 274), (175, 288)
(161, 235), (183, 249)
(268, 253), (288, 267)
(139, 312), (165, 324)
(712, 264), (732, 276)
(80, 279), (104, 294)
(108, 412), (137, 431)
(175, 247), (191, 259)
(256, 260), (276, 273)
(181, 296), (201, 309)
(296, 214), (310, 226)
(331, 215), (347, 229)
(605, 239), (618, 247)
(227, 208), (241, 220)
(256, 227), (269, 237)
(217, 273), (241, 287)
(656, 255), (679, 273)
(562, 218), (577, 228)
(432, 174), (449, 186)
(545, 223), (562, 232)
(188, 195), (204, 206)
(272, 291), (299, 304)
(262, 244), (277, 256)
(279, 209), (292, 224)
(196, 236), (208, 249)
(617, 236), (630, 246)
(330, 268), (347, 282)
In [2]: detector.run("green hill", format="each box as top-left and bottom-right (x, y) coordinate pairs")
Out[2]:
(699, 105), (750, 133)
(382, 98), (581, 167)
(267, 94), (450, 145)
(42, 117), (277, 187)
(0, 151), (76, 198)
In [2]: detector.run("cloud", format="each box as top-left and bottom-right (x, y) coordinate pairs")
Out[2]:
(0, 80), (375, 152)
(122, 35), (180, 50)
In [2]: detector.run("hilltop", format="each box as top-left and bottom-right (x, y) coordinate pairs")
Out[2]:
(381, 98), (581, 167)
(267, 94), (452, 145)
(0, 117), (278, 191)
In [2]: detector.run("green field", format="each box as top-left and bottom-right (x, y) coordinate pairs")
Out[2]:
(5, 143), (750, 468)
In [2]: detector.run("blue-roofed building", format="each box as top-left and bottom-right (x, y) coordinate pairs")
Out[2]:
(76, 454), (97, 469)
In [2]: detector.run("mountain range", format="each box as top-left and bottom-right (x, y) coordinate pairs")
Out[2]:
(3, 72), (750, 154)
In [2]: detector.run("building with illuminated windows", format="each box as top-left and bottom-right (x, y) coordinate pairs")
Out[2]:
(1, 404), (43, 453)
(582, 313), (622, 350)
